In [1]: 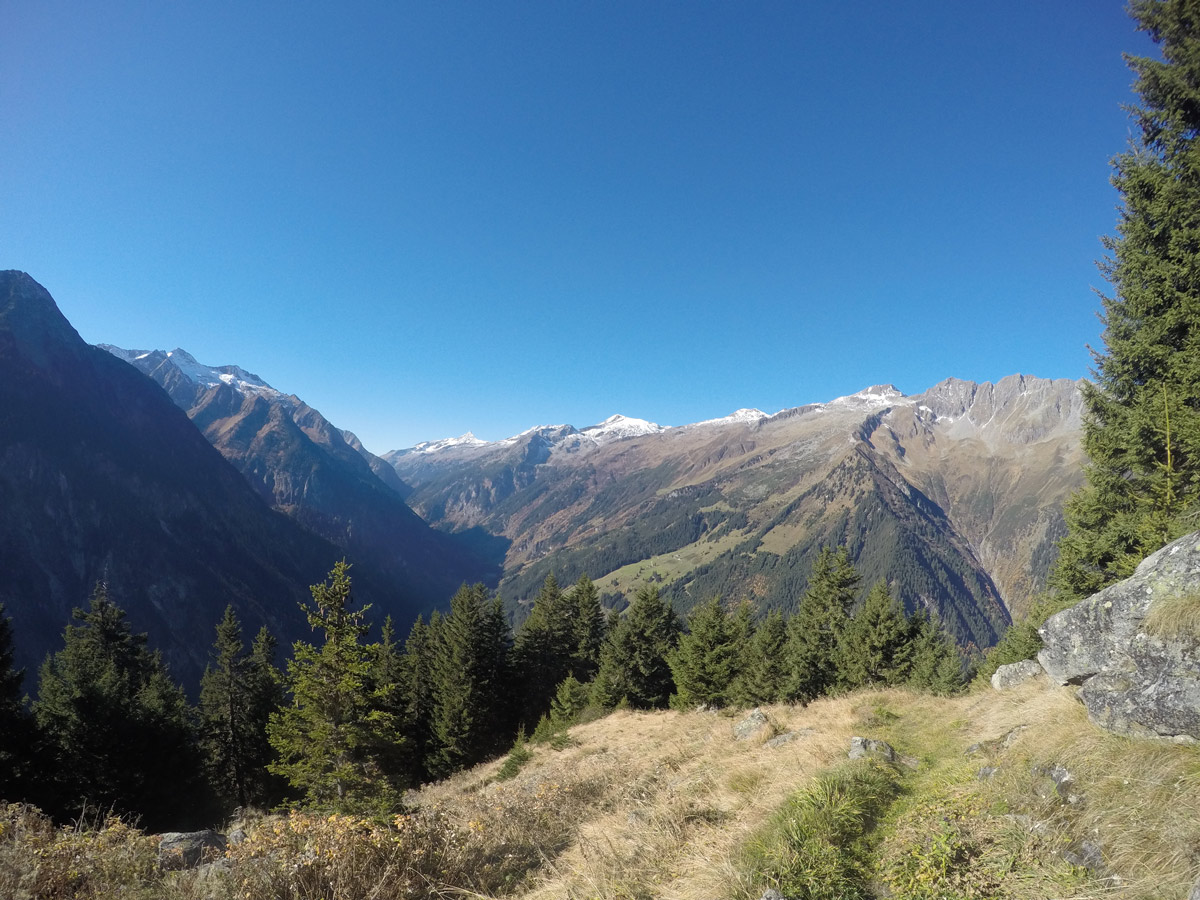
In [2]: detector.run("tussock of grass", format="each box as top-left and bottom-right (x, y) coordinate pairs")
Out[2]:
(741, 760), (900, 900)
(1144, 588), (1200, 638)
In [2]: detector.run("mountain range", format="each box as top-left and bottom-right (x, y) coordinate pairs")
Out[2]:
(385, 377), (1086, 649)
(0, 272), (490, 686)
(1, 269), (1088, 682)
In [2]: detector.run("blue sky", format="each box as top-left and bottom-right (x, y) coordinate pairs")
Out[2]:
(2, 2), (1152, 452)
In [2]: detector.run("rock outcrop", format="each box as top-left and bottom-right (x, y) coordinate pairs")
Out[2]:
(991, 659), (1043, 690)
(1039, 532), (1200, 741)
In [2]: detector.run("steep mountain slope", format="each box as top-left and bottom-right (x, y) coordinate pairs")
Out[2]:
(387, 379), (1085, 648)
(101, 346), (500, 611)
(0, 271), (358, 684)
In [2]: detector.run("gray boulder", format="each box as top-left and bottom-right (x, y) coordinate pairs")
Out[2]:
(733, 707), (772, 741)
(1039, 532), (1200, 741)
(991, 659), (1043, 690)
(158, 830), (227, 870)
(848, 736), (918, 769)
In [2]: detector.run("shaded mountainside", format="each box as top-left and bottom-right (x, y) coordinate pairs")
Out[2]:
(0, 271), (354, 685)
(101, 345), (502, 617)
(388, 379), (1085, 649)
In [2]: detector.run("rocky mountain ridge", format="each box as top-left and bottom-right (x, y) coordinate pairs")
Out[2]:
(0, 271), (366, 685)
(386, 374), (1086, 646)
(101, 344), (500, 614)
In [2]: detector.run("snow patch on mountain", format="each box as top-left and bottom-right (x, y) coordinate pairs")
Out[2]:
(102, 344), (284, 399)
(404, 433), (489, 454)
(691, 408), (769, 427)
(827, 384), (910, 409)
(581, 414), (666, 443)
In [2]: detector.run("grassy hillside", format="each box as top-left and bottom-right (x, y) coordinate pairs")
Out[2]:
(4, 679), (1198, 899)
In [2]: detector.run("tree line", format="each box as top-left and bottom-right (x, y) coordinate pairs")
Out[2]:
(0, 547), (962, 827)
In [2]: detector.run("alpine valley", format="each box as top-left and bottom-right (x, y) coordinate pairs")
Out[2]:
(2, 270), (1085, 682)
(386, 378), (1085, 651)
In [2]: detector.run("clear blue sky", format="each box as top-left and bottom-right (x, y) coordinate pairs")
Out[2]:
(1, 2), (1152, 453)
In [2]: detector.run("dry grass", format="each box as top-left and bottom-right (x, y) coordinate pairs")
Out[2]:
(1144, 588), (1200, 638)
(2, 682), (1198, 899)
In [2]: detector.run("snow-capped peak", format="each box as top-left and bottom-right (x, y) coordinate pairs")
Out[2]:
(692, 408), (769, 427)
(408, 433), (489, 454)
(827, 384), (910, 409)
(581, 414), (666, 443)
(101, 344), (283, 399)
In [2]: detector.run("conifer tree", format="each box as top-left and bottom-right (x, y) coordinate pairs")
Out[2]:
(34, 583), (203, 828)
(368, 615), (411, 785)
(0, 604), (35, 803)
(668, 595), (740, 709)
(267, 562), (405, 808)
(1053, 0), (1200, 599)
(592, 585), (679, 709)
(398, 612), (439, 783)
(427, 584), (511, 778)
(512, 574), (575, 725)
(785, 547), (860, 702)
(549, 674), (591, 728)
(905, 611), (965, 695)
(840, 581), (910, 689)
(731, 608), (788, 707)
(568, 574), (607, 681)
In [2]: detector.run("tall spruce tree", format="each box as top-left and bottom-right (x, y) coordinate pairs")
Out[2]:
(267, 562), (405, 808)
(198, 607), (284, 811)
(568, 574), (607, 682)
(731, 608), (788, 707)
(427, 584), (511, 778)
(0, 604), (35, 803)
(840, 581), (911, 689)
(785, 547), (860, 702)
(668, 595), (740, 709)
(398, 612), (439, 783)
(512, 574), (576, 726)
(1054, 0), (1200, 599)
(591, 585), (679, 710)
(34, 583), (203, 828)
(905, 611), (965, 695)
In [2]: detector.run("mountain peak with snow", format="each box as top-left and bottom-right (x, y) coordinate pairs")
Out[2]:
(691, 408), (770, 428)
(580, 414), (666, 443)
(827, 384), (910, 409)
(101, 344), (283, 399)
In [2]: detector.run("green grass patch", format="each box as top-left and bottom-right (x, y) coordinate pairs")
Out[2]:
(741, 760), (902, 900)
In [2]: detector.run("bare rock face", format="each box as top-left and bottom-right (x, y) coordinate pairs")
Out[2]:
(991, 659), (1044, 690)
(1039, 532), (1200, 741)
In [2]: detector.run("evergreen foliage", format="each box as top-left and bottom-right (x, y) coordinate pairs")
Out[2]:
(785, 547), (860, 701)
(427, 584), (511, 778)
(549, 674), (592, 727)
(267, 562), (405, 809)
(1053, 0), (1200, 600)
(668, 595), (740, 709)
(731, 608), (788, 706)
(198, 606), (285, 811)
(512, 574), (576, 726)
(568, 574), (607, 682)
(840, 581), (910, 689)
(0, 603), (35, 803)
(33, 583), (204, 829)
(592, 585), (679, 709)
(397, 613), (439, 783)
(904, 611), (965, 695)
